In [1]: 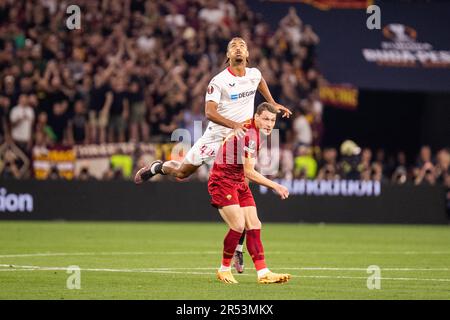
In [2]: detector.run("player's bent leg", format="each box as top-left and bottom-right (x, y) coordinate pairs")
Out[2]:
(162, 160), (199, 179)
(216, 205), (245, 284)
(134, 160), (199, 184)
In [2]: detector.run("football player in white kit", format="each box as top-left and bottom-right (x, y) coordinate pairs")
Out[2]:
(135, 37), (291, 183)
(134, 37), (291, 273)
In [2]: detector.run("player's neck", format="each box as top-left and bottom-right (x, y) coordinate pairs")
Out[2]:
(228, 64), (246, 77)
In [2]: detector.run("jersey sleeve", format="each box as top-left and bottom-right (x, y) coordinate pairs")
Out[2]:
(253, 68), (262, 83)
(205, 78), (221, 104)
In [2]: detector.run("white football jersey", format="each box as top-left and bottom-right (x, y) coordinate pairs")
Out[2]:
(184, 67), (262, 166)
(204, 67), (262, 139)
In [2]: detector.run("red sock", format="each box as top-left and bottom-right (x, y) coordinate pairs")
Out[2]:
(222, 229), (243, 267)
(246, 229), (267, 271)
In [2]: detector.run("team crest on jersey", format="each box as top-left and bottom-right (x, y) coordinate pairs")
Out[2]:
(207, 86), (214, 94)
(244, 140), (256, 154)
(226, 194), (232, 200)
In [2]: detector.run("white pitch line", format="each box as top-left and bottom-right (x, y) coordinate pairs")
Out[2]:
(1, 251), (450, 258)
(0, 264), (448, 272)
(0, 264), (450, 283)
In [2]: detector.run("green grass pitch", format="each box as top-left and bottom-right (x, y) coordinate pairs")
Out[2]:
(0, 221), (449, 299)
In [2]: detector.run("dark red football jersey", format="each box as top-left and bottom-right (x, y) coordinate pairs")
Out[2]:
(209, 120), (261, 183)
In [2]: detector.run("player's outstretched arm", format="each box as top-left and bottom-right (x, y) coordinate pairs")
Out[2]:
(205, 100), (247, 138)
(243, 156), (289, 200)
(257, 77), (292, 118)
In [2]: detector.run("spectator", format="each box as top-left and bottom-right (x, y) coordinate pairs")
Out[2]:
(47, 101), (70, 144)
(77, 166), (96, 181)
(182, 101), (205, 144)
(317, 163), (339, 181)
(294, 145), (317, 179)
(317, 147), (339, 180)
(0, 149), (21, 179)
(292, 109), (312, 147)
(415, 161), (436, 186)
(9, 94), (35, 152)
(48, 166), (61, 180)
(0, 95), (11, 143)
(391, 151), (408, 184)
(392, 166), (408, 185)
(88, 66), (111, 144)
(416, 145), (433, 168)
(339, 140), (361, 180)
(279, 143), (294, 180)
(68, 100), (89, 145)
(128, 79), (148, 143)
(358, 148), (372, 173)
(104, 76), (130, 143)
(198, 1), (225, 26)
(34, 111), (56, 145)
(435, 148), (449, 185)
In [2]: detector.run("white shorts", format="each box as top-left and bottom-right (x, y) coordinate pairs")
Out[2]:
(184, 133), (224, 167)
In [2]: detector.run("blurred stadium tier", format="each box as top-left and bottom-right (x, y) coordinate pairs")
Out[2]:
(0, 0), (449, 301)
(0, 0), (447, 188)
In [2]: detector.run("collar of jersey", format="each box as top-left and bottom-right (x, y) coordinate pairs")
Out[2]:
(227, 67), (246, 77)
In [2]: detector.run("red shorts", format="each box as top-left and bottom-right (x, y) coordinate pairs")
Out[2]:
(208, 179), (256, 208)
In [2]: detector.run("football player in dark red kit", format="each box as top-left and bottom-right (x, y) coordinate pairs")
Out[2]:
(209, 102), (291, 284)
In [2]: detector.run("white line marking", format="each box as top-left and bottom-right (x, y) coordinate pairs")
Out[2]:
(0, 264), (449, 283)
(1, 264), (448, 272)
(1, 251), (450, 258)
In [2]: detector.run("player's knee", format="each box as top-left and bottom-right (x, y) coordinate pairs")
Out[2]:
(231, 222), (245, 233)
(176, 165), (196, 179)
(247, 220), (262, 230)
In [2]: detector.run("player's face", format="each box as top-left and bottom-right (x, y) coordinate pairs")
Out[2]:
(255, 110), (277, 136)
(227, 39), (249, 64)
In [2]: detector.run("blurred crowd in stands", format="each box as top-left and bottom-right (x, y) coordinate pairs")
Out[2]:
(0, 0), (448, 189)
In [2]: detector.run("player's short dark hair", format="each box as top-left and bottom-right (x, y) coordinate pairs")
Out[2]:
(255, 102), (278, 115)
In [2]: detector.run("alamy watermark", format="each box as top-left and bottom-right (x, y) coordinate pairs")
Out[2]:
(366, 5), (381, 30)
(66, 5), (81, 30)
(66, 265), (81, 290)
(367, 265), (381, 289)
(170, 121), (280, 175)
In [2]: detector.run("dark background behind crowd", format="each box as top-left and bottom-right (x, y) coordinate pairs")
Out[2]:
(0, 0), (448, 189)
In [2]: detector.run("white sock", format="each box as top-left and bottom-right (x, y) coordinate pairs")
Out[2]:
(257, 268), (270, 278)
(219, 264), (231, 272)
(236, 245), (244, 252)
(150, 162), (159, 174)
